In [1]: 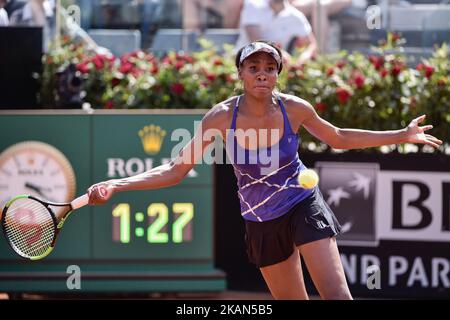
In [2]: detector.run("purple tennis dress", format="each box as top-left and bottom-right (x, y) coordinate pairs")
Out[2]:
(226, 95), (315, 222)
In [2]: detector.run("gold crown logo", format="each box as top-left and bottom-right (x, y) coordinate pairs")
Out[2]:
(138, 125), (166, 155)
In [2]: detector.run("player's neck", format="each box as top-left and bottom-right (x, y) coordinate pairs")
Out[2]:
(241, 94), (278, 117)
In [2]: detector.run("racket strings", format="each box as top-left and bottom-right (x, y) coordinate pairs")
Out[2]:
(5, 213), (54, 257)
(6, 221), (55, 257)
(5, 210), (54, 255)
(3, 199), (56, 258)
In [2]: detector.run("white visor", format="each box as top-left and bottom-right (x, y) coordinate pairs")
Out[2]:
(239, 42), (282, 71)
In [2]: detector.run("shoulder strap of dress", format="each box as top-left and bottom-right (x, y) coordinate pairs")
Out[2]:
(230, 95), (241, 130)
(277, 95), (295, 135)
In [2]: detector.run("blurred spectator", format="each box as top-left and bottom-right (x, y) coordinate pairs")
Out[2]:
(157, 0), (182, 28)
(290, 0), (351, 53)
(4, 0), (25, 17)
(140, 0), (161, 47)
(0, 0), (8, 26)
(182, 0), (244, 31)
(9, 0), (55, 51)
(235, 0), (317, 67)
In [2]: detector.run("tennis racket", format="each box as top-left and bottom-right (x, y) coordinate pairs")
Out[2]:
(1, 192), (92, 260)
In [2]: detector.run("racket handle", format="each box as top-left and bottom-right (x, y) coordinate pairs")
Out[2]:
(71, 194), (89, 210)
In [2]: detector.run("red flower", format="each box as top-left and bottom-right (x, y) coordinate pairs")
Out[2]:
(76, 62), (90, 74)
(206, 73), (216, 82)
(170, 83), (185, 95)
(184, 56), (194, 64)
(326, 68), (334, 76)
(213, 59), (223, 66)
(336, 60), (346, 69)
(353, 72), (365, 89)
(105, 101), (114, 109)
(416, 63), (434, 78)
(111, 77), (121, 87)
(369, 55), (384, 70)
(92, 55), (104, 70)
(336, 87), (351, 105)
(380, 68), (388, 78)
(315, 102), (327, 112)
(391, 65), (402, 77)
(151, 65), (159, 75)
(119, 63), (133, 74)
(425, 65), (434, 79)
(175, 53), (194, 64)
(175, 60), (185, 71)
(226, 74), (234, 83)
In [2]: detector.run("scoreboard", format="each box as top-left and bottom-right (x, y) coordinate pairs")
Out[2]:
(0, 110), (225, 293)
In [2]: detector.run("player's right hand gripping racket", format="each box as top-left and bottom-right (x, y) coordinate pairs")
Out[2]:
(1, 193), (90, 260)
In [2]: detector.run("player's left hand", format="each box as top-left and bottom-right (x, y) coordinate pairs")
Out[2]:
(404, 115), (443, 149)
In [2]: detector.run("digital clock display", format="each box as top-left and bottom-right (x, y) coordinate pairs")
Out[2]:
(112, 202), (194, 244)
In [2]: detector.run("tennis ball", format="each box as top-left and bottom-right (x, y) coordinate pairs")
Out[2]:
(298, 169), (319, 189)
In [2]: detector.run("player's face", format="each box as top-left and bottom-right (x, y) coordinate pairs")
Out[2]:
(239, 52), (279, 98)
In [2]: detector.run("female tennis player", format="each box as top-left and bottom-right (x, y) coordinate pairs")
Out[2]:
(87, 41), (442, 299)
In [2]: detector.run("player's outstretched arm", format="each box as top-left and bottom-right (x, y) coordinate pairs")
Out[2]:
(298, 99), (442, 150)
(87, 104), (228, 205)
